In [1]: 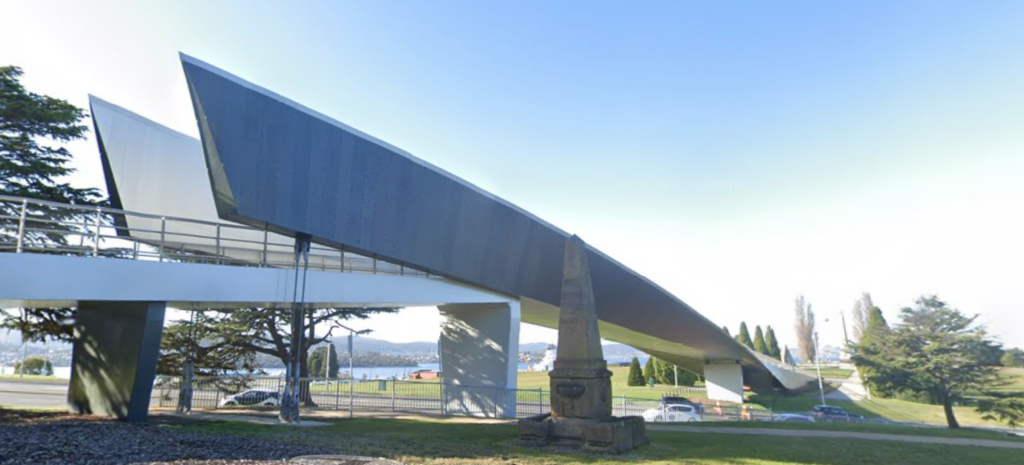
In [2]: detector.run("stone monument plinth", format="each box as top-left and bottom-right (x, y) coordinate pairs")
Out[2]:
(518, 235), (648, 453)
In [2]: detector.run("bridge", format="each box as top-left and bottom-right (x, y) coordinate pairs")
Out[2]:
(0, 53), (812, 422)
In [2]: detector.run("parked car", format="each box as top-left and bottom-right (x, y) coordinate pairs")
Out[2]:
(810, 405), (863, 422)
(642, 403), (703, 423)
(219, 389), (281, 407)
(774, 413), (816, 423)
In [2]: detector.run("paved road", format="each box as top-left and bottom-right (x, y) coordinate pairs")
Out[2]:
(649, 425), (1024, 450)
(0, 379), (68, 408)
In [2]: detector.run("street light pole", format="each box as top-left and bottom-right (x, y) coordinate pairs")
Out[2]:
(336, 322), (367, 419)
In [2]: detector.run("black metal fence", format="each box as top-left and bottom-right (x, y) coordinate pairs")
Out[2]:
(155, 376), (773, 422)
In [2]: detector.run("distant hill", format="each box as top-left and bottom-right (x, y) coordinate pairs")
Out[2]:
(519, 341), (643, 359)
(326, 336), (439, 355)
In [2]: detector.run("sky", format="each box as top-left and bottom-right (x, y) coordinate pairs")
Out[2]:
(1, 1), (1023, 350)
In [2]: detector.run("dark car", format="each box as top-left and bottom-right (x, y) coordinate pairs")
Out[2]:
(219, 389), (281, 407)
(660, 396), (700, 410)
(810, 405), (863, 422)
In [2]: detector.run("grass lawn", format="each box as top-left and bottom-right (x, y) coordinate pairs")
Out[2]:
(0, 374), (66, 383)
(749, 388), (1020, 428)
(171, 416), (1023, 465)
(518, 366), (706, 401)
(687, 420), (1024, 443)
(814, 367), (854, 379)
(996, 367), (1024, 392)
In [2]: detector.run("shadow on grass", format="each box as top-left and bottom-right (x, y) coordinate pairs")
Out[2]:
(173, 416), (1021, 465)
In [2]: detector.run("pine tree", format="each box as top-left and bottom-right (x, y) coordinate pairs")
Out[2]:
(765, 326), (782, 360)
(722, 325), (731, 337)
(737, 322), (754, 350)
(853, 296), (1011, 428)
(753, 325), (768, 355)
(308, 346), (326, 378)
(0, 66), (104, 344)
(323, 342), (339, 379)
(627, 357), (645, 386)
(643, 357), (656, 384)
(657, 358), (674, 385)
(677, 368), (698, 387)
(854, 305), (892, 396)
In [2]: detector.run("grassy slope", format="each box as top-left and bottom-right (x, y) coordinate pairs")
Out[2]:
(172, 417), (1024, 465)
(748, 367), (1024, 428)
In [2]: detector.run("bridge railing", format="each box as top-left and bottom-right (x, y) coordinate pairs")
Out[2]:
(0, 195), (433, 278)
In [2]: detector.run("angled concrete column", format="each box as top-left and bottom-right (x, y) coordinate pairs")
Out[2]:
(439, 301), (520, 418)
(704, 362), (744, 404)
(68, 301), (166, 422)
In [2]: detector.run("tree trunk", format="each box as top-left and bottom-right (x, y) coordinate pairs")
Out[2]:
(300, 353), (317, 407)
(942, 398), (960, 428)
(301, 313), (317, 407)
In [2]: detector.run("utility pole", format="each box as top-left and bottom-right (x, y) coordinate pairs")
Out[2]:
(840, 310), (851, 347)
(814, 331), (826, 406)
(336, 322), (366, 419)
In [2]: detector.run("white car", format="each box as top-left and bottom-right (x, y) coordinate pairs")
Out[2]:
(773, 413), (816, 423)
(642, 403), (702, 423)
(218, 389), (281, 407)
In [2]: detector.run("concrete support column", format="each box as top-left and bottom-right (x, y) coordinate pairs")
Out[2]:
(67, 301), (166, 422)
(438, 301), (520, 418)
(703, 362), (745, 404)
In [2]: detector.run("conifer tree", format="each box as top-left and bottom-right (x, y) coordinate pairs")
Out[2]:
(643, 357), (656, 384)
(0, 65), (104, 343)
(627, 357), (645, 386)
(765, 326), (782, 360)
(736, 322), (754, 350)
(323, 342), (339, 379)
(657, 358), (674, 385)
(753, 325), (768, 355)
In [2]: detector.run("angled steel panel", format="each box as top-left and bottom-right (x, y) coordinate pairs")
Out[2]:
(179, 54), (811, 390)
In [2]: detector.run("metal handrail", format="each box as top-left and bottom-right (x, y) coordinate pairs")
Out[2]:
(0, 195), (435, 279)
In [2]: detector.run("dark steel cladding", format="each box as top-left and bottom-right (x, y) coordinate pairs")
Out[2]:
(180, 54), (793, 389)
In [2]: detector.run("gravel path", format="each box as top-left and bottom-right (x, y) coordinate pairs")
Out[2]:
(0, 410), (326, 464)
(648, 425), (1024, 450)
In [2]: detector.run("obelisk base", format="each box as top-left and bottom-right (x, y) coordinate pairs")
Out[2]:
(549, 364), (613, 419)
(519, 414), (648, 453)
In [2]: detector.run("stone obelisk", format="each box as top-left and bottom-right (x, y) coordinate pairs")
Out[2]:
(518, 235), (647, 452)
(549, 235), (613, 419)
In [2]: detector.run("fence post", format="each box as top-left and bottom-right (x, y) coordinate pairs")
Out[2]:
(493, 388), (499, 418)
(392, 380), (396, 411)
(15, 199), (27, 253)
(538, 388), (543, 415)
(440, 383), (446, 415)
(159, 217), (167, 262)
(92, 206), (102, 257)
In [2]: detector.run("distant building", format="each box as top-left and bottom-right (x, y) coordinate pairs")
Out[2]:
(410, 370), (440, 380)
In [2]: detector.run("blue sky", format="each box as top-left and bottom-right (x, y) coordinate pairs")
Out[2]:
(2, 1), (1023, 349)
